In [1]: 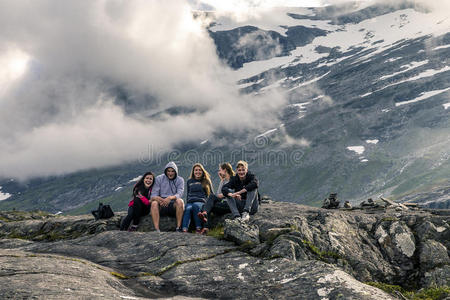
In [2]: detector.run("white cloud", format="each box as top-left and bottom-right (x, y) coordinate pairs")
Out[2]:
(0, 0), (286, 179)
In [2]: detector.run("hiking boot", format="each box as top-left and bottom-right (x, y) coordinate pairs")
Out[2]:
(128, 225), (138, 232)
(201, 228), (209, 235)
(241, 212), (250, 221)
(197, 211), (208, 223)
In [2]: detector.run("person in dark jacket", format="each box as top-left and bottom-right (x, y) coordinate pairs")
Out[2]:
(197, 162), (235, 233)
(221, 160), (259, 221)
(120, 171), (154, 231)
(181, 163), (213, 233)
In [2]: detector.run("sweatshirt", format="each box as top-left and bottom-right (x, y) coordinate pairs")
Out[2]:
(222, 171), (258, 199)
(151, 161), (185, 199)
(216, 178), (229, 197)
(186, 178), (207, 203)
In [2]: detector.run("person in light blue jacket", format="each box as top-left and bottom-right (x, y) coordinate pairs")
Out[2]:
(150, 161), (185, 232)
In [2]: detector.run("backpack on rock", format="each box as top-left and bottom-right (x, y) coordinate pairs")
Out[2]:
(92, 203), (114, 220)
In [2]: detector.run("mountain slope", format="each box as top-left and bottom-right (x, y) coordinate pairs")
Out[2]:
(0, 2), (449, 213)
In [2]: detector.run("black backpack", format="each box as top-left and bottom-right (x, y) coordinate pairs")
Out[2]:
(92, 203), (114, 220)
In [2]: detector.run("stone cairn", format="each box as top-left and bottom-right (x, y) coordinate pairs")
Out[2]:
(322, 193), (340, 209)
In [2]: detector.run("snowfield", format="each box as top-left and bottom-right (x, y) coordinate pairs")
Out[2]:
(230, 8), (449, 84)
(0, 186), (11, 201)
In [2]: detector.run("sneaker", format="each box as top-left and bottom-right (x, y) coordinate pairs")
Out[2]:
(197, 211), (208, 223)
(175, 227), (182, 232)
(241, 212), (250, 221)
(182, 228), (188, 233)
(201, 228), (209, 235)
(128, 225), (138, 232)
(155, 229), (161, 233)
(195, 228), (202, 234)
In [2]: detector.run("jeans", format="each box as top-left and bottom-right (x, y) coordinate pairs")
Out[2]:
(226, 189), (258, 217)
(182, 202), (204, 230)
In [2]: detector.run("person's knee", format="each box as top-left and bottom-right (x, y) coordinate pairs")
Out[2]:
(151, 201), (159, 210)
(248, 189), (257, 198)
(175, 198), (184, 210)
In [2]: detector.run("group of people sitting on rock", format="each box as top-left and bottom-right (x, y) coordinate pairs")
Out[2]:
(120, 160), (259, 234)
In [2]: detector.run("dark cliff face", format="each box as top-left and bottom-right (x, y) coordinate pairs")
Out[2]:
(1, 200), (449, 299)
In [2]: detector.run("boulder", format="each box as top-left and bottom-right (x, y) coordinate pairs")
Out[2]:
(421, 265), (450, 288)
(223, 219), (260, 246)
(269, 237), (306, 260)
(419, 240), (450, 270)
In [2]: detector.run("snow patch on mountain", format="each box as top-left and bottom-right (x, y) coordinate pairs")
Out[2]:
(385, 57), (402, 63)
(209, 7), (329, 36)
(433, 44), (450, 51)
(396, 87), (450, 107)
(379, 60), (429, 81)
(260, 78), (285, 92)
(407, 66), (450, 80)
(289, 71), (330, 91)
(115, 187), (123, 191)
(257, 128), (278, 138)
(366, 139), (379, 144)
(347, 146), (365, 155)
(128, 176), (142, 183)
(443, 103), (450, 110)
(239, 78), (264, 88)
(368, 65), (450, 95)
(235, 55), (296, 79)
(0, 186), (11, 201)
(288, 102), (310, 112)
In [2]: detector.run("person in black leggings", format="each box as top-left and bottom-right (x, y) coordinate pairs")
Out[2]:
(120, 171), (155, 231)
(197, 163), (235, 233)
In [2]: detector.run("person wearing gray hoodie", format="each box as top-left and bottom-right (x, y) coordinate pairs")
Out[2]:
(150, 162), (185, 232)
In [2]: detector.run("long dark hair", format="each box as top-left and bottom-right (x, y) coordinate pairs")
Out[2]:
(133, 171), (155, 197)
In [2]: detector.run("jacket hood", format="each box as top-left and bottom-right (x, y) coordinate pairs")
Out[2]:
(164, 161), (178, 179)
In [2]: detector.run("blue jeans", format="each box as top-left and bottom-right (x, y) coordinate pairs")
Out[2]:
(182, 202), (203, 230)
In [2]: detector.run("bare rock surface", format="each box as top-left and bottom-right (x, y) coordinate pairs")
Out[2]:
(1, 199), (449, 299)
(0, 249), (147, 299)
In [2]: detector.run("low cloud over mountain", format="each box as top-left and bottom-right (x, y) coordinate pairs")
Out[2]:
(0, 0), (286, 179)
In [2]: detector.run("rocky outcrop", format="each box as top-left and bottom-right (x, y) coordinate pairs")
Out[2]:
(0, 249), (150, 299)
(1, 199), (449, 299)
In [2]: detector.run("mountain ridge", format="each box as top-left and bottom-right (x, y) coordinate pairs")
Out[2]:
(0, 1), (449, 213)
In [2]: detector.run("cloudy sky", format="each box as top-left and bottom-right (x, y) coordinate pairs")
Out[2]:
(0, 0), (291, 179)
(0, 0), (443, 180)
